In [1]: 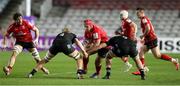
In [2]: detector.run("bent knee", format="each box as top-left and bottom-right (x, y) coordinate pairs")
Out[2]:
(69, 50), (81, 60)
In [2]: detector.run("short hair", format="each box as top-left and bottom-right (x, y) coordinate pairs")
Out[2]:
(13, 13), (22, 21)
(136, 7), (145, 11)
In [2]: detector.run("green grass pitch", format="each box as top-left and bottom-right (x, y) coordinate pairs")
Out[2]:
(0, 51), (180, 85)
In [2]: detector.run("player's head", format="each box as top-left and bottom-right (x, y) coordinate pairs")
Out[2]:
(136, 7), (145, 18)
(120, 10), (128, 19)
(84, 18), (93, 31)
(62, 26), (70, 33)
(13, 13), (23, 25)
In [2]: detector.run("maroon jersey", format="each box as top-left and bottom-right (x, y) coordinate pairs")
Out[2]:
(84, 24), (108, 44)
(121, 18), (136, 41)
(140, 16), (157, 42)
(6, 19), (35, 42)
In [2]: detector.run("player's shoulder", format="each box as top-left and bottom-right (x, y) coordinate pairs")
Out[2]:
(141, 16), (149, 23)
(126, 18), (132, 23)
(23, 19), (33, 26)
(8, 23), (15, 30)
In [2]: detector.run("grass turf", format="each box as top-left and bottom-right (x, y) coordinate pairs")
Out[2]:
(0, 51), (180, 85)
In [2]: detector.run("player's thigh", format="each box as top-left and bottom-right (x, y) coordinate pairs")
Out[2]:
(12, 44), (23, 56)
(151, 46), (161, 58)
(97, 47), (109, 58)
(27, 48), (38, 52)
(68, 50), (81, 60)
(139, 45), (149, 58)
(107, 49), (117, 59)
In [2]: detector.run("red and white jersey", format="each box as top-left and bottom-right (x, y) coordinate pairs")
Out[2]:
(6, 19), (35, 42)
(84, 24), (108, 44)
(121, 18), (136, 41)
(140, 16), (157, 42)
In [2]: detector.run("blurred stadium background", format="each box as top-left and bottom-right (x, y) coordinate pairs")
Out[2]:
(0, 0), (180, 53)
(0, 0), (180, 85)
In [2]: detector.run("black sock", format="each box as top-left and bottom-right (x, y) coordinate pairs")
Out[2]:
(77, 69), (84, 75)
(106, 67), (111, 76)
(30, 69), (37, 75)
(139, 69), (145, 80)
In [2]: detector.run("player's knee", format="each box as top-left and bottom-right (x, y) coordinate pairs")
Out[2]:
(44, 51), (54, 63)
(71, 52), (81, 60)
(13, 46), (22, 55)
(106, 51), (114, 59)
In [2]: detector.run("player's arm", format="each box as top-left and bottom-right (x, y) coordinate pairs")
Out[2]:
(130, 22), (137, 34)
(86, 38), (101, 52)
(74, 38), (88, 58)
(130, 22), (138, 41)
(2, 33), (8, 47)
(2, 27), (12, 47)
(32, 26), (39, 41)
(32, 26), (39, 45)
(87, 43), (107, 54)
(115, 27), (123, 36)
(140, 20), (150, 39)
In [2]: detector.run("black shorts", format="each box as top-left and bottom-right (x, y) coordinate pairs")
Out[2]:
(49, 43), (75, 55)
(145, 39), (158, 49)
(98, 47), (110, 58)
(112, 42), (138, 58)
(15, 41), (35, 49)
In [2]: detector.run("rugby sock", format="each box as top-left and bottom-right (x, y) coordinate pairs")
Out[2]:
(77, 69), (84, 75)
(140, 58), (145, 66)
(83, 57), (89, 72)
(161, 54), (172, 61)
(96, 65), (102, 75)
(139, 69), (145, 80)
(30, 69), (37, 75)
(7, 66), (12, 70)
(106, 67), (111, 76)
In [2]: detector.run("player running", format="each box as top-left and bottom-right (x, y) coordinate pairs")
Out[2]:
(2, 13), (49, 75)
(83, 19), (109, 78)
(132, 7), (179, 75)
(88, 36), (145, 80)
(114, 10), (138, 72)
(28, 27), (88, 79)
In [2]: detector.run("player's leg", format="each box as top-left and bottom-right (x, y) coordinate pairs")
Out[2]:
(28, 50), (55, 78)
(121, 56), (133, 72)
(102, 50), (116, 79)
(82, 44), (91, 74)
(68, 50), (84, 79)
(132, 45), (149, 75)
(28, 48), (49, 74)
(3, 45), (23, 75)
(83, 45), (97, 74)
(132, 55), (145, 80)
(89, 56), (102, 78)
(90, 48), (108, 78)
(151, 47), (179, 70)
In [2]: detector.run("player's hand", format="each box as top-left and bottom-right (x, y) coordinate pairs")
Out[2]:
(33, 38), (39, 46)
(1, 40), (7, 51)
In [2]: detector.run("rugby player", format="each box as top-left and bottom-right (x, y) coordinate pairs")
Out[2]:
(83, 19), (109, 78)
(88, 36), (145, 80)
(28, 27), (88, 79)
(2, 13), (49, 75)
(132, 8), (179, 75)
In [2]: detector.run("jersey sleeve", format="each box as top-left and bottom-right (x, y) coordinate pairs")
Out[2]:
(142, 18), (148, 26)
(24, 20), (34, 30)
(5, 25), (13, 37)
(72, 33), (77, 42)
